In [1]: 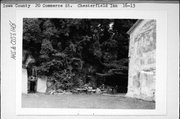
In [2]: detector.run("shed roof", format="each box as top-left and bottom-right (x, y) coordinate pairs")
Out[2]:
(127, 19), (143, 35)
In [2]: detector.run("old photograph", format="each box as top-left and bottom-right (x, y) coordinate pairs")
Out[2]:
(1, 0), (179, 118)
(21, 18), (156, 109)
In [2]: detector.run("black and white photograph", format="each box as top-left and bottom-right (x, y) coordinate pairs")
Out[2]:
(21, 18), (156, 109)
(1, 1), (179, 118)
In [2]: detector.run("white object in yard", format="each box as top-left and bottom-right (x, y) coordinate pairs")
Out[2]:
(96, 88), (101, 94)
(37, 77), (47, 93)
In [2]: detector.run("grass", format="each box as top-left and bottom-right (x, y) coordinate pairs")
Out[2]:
(22, 93), (155, 109)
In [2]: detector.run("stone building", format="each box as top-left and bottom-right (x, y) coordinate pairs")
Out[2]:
(22, 51), (33, 94)
(22, 68), (47, 94)
(22, 52), (47, 94)
(126, 19), (156, 101)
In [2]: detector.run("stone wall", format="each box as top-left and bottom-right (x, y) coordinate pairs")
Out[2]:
(37, 77), (47, 93)
(22, 68), (28, 94)
(126, 20), (156, 101)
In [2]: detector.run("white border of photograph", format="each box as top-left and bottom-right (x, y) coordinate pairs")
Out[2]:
(16, 9), (167, 115)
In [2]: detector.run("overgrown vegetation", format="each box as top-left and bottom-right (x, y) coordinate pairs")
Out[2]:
(23, 18), (137, 92)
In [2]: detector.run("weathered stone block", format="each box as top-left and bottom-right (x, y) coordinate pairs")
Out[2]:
(37, 77), (47, 93)
(140, 71), (155, 100)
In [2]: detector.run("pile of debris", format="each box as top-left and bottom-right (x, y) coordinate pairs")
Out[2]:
(46, 83), (119, 95)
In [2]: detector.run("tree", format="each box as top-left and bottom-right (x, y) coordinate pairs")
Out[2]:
(23, 18), (137, 91)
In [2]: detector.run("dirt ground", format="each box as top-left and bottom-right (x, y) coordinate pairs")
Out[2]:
(22, 93), (155, 109)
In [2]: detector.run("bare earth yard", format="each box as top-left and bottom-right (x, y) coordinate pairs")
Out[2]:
(22, 93), (155, 109)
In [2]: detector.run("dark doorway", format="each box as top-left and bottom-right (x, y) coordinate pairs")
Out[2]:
(29, 81), (36, 93)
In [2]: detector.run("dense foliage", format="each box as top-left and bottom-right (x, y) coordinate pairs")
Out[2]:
(23, 18), (137, 91)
